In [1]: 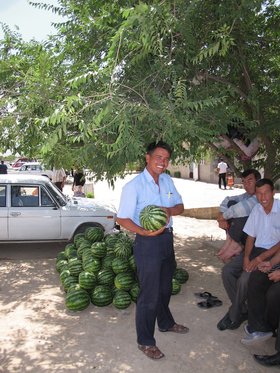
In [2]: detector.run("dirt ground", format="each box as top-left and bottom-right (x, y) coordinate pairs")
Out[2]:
(0, 215), (278, 373)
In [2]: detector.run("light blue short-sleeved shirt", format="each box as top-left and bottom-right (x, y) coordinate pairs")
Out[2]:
(243, 199), (280, 249)
(117, 168), (183, 228)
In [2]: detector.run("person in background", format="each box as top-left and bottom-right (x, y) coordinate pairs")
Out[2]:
(217, 178), (280, 332)
(117, 141), (188, 360)
(52, 168), (66, 192)
(217, 169), (261, 262)
(72, 168), (86, 197)
(0, 160), (8, 174)
(217, 158), (228, 189)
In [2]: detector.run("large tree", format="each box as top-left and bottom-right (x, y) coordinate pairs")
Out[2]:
(0, 0), (279, 180)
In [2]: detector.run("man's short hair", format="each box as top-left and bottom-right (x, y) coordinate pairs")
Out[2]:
(241, 169), (261, 181)
(256, 178), (274, 191)
(146, 141), (173, 157)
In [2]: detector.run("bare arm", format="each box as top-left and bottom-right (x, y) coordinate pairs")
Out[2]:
(116, 217), (165, 237)
(258, 241), (280, 272)
(163, 203), (184, 220)
(247, 244), (280, 272)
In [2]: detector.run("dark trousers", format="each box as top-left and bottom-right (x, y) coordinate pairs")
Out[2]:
(219, 173), (227, 189)
(222, 247), (266, 322)
(226, 200), (248, 245)
(248, 269), (280, 351)
(134, 230), (176, 346)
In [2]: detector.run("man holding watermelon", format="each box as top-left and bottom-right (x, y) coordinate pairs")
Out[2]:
(117, 141), (189, 360)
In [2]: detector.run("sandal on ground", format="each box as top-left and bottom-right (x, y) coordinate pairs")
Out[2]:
(194, 291), (218, 300)
(159, 323), (189, 334)
(197, 298), (223, 308)
(138, 344), (165, 359)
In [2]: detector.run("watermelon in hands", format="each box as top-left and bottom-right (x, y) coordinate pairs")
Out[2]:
(140, 205), (168, 231)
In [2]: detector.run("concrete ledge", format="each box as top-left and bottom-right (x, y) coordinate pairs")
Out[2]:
(182, 206), (219, 220)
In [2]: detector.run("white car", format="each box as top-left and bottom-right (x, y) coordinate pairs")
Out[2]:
(0, 174), (117, 242)
(17, 162), (53, 180)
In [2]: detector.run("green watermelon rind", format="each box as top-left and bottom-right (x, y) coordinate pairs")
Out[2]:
(139, 205), (168, 231)
(113, 290), (132, 309)
(65, 288), (90, 311)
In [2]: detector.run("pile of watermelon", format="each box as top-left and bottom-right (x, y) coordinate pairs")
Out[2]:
(55, 226), (189, 312)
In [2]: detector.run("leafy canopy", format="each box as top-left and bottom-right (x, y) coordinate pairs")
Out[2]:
(0, 0), (279, 180)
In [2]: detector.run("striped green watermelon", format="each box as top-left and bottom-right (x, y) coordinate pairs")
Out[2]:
(65, 288), (90, 311)
(82, 248), (94, 262)
(173, 268), (189, 284)
(114, 234), (133, 259)
(105, 233), (121, 248)
(62, 275), (78, 291)
(77, 240), (92, 258)
(102, 254), (115, 269)
(113, 290), (132, 309)
(171, 278), (181, 295)
(68, 257), (83, 277)
(83, 257), (102, 273)
(85, 226), (104, 243)
(128, 255), (137, 272)
(79, 271), (96, 289)
(73, 233), (85, 247)
(112, 257), (130, 274)
(140, 205), (168, 231)
(56, 259), (68, 273)
(64, 243), (77, 259)
(97, 268), (115, 286)
(67, 283), (81, 292)
(129, 282), (140, 302)
(91, 242), (107, 258)
(56, 251), (67, 262)
(114, 272), (135, 291)
(60, 269), (71, 283)
(90, 285), (113, 307)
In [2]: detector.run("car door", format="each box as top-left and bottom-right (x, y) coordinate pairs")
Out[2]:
(8, 184), (62, 240)
(0, 185), (8, 240)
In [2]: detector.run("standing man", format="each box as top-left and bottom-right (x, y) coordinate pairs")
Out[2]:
(0, 160), (8, 174)
(52, 168), (67, 192)
(117, 141), (188, 360)
(217, 158), (228, 189)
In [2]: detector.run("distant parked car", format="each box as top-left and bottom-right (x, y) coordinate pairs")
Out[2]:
(11, 157), (32, 170)
(17, 162), (53, 180)
(0, 174), (117, 242)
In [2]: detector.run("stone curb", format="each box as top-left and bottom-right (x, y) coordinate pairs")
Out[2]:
(182, 206), (220, 220)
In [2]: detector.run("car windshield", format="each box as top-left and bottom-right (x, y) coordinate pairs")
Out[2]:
(45, 182), (67, 206)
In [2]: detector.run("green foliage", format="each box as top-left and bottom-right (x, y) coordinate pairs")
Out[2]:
(0, 0), (280, 181)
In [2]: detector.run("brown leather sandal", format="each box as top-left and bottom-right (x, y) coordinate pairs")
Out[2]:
(159, 323), (189, 334)
(138, 344), (165, 359)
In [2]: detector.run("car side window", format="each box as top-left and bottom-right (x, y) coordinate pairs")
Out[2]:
(11, 186), (39, 207)
(41, 188), (55, 207)
(0, 185), (6, 207)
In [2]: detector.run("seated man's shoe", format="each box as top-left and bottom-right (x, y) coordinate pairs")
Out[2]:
(254, 351), (280, 367)
(227, 313), (248, 330)
(217, 312), (247, 331)
(241, 330), (273, 345)
(217, 312), (232, 331)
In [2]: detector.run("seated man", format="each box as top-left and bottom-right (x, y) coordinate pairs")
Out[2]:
(217, 169), (261, 262)
(240, 245), (280, 367)
(217, 178), (280, 331)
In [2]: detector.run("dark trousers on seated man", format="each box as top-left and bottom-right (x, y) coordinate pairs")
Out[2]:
(247, 269), (280, 334)
(226, 200), (248, 246)
(246, 269), (280, 366)
(220, 247), (266, 327)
